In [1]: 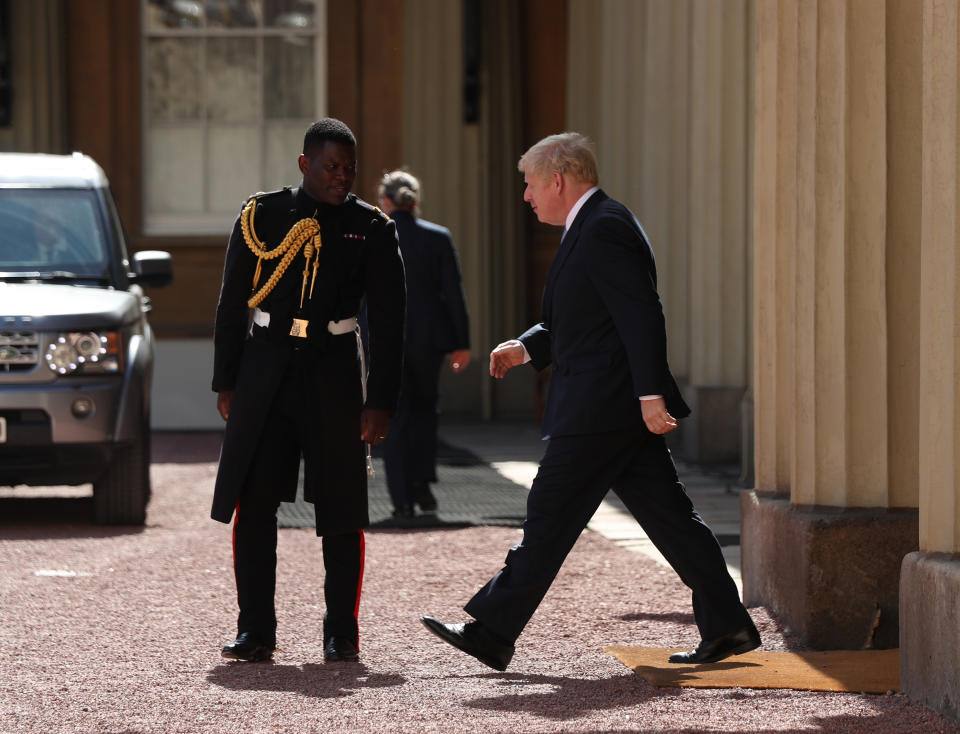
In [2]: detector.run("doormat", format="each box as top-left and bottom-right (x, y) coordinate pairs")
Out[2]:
(604, 646), (899, 693)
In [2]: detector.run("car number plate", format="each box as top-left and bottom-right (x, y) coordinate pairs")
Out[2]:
(0, 416), (5, 443)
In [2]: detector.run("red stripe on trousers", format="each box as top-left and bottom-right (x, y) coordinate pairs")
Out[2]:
(354, 530), (365, 649)
(232, 504), (240, 601)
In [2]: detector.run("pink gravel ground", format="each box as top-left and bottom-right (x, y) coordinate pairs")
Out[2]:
(1, 437), (957, 734)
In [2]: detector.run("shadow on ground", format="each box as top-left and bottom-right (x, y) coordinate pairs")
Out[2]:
(207, 662), (405, 699)
(0, 496), (145, 539)
(461, 671), (679, 721)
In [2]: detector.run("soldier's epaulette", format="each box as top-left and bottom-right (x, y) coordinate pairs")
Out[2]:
(350, 196), (391, 224)
(241, 187), (293, 211)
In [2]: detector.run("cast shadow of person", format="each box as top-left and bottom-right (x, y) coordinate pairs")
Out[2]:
(207, 661), (405, 699)
(459, 670), (684, 722)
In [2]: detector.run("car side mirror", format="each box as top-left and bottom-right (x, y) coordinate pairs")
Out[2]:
(131, 250), (173, 288)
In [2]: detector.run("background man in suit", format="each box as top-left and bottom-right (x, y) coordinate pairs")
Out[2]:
(422, 133), (759, 670)
(212, 119), (405, 664)
(377, 170), (471, 519)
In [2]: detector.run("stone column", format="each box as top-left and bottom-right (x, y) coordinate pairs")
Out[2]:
(683, 0), (750, 463)
(566, 0), (751, 464)
(751, 0), (784, 493)
(899, 0), (960, 722)
(665, 0), (692, 387)
(744, 0), (918, 650)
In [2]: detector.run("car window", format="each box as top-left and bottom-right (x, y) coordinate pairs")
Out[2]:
(0, 189), (110, 276)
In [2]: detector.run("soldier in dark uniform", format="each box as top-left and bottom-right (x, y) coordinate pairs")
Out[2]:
(211, 118), (405, 663)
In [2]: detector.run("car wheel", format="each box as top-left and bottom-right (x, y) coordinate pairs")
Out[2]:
(93, 408), (151, 525)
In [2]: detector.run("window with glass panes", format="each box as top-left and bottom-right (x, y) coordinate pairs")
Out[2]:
(142, 0), (325, 235)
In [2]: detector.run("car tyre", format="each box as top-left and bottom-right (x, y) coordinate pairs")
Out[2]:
(93, 408), (151, 525)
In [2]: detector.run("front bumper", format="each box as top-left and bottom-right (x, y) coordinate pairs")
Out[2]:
(0, 377), (128, 486)
(0, 376), (124, 444)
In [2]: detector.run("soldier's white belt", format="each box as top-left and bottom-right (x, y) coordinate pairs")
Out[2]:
(252, 307), (358, 335)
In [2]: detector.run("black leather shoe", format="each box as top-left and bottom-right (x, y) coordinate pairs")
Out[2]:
(324, 636), (359, 662)
(390, 505), (418, 528)
(421, 616), (514, 671)
(221, 631), (275, 662)
(668, 627), (761, 664)
(414, 483), (437, 513)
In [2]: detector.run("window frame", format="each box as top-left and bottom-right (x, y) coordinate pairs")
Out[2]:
(139, 0), (327, 237)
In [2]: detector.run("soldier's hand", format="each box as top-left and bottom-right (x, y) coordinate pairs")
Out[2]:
(449, 349), (471, 374)
(217, 390), (234, 422)
(489, 340), (526, 378)
(641, 396), (677, 435)
(361, 408), (391, 445)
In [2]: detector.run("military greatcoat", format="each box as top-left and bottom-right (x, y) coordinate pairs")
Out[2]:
(210, 186), (405, 534)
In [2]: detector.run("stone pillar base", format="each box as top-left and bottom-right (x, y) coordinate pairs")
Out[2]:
(740, 491), (918, 649)
(678, 385), (746, 464)
(900, 552), (960, 723)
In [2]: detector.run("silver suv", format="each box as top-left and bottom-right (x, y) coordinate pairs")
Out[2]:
(0, 152), (172, 524)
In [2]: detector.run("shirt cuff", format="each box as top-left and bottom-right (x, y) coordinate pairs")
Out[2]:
(520, 342), (531, 364)
(639, 394), (663, 401)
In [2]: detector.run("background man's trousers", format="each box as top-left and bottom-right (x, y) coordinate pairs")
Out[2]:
(464, 427), (753, 644)
(383, 349), (444, 509)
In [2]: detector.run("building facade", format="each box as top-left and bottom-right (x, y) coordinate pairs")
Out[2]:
(2, 0), (958, 722)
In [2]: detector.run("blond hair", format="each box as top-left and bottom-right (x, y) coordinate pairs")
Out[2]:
(517, 132), (599, 185)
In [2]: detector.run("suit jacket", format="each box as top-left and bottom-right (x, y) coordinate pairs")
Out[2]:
(519, 189), (689, 440)
(210, 187), (405, 530)
(390, 210), (469, 352)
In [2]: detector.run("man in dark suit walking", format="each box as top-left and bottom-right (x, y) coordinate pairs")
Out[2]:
(377, 170), (471, 519)
(421, 132), (758, 670)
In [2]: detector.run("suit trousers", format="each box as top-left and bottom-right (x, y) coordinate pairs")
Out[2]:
(464, 426), (752, 644)
(232, 358), (365, 646)
(383, 348), (444, 509)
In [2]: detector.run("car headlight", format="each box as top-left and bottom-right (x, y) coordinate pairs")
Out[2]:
(45, 331), (122, 375)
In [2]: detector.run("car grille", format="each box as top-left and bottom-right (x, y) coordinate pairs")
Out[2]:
(0, 331), (40, 371)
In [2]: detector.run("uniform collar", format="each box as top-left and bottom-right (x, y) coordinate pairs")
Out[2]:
(296, 186), (353, 219)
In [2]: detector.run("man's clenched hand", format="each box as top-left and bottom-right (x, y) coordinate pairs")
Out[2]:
(489, 340), (526, 378)
(641, 396), (677, 434)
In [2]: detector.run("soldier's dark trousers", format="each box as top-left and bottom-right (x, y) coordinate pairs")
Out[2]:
(383, 349), (444, 510)
(233, 495), (364, 646)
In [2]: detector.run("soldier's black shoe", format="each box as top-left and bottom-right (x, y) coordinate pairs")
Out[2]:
(414, 484), (438, 513)
(221, 631), (276, 662)
(668, 627), (761, 664)
(421, 616), (514, 671)
(324, 636), (359, 662)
